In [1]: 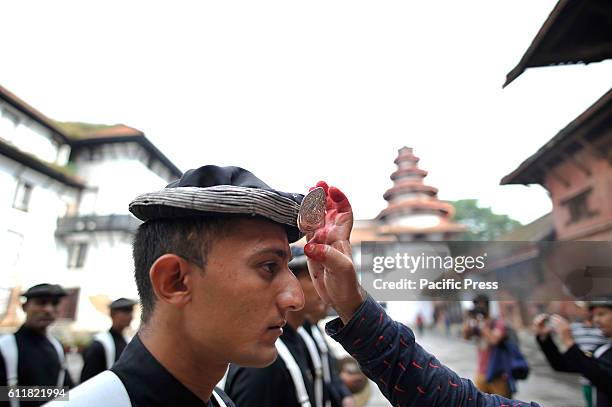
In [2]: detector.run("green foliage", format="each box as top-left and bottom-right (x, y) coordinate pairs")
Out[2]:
(54, 121), (115, 140)
(451, 199), (521, 241)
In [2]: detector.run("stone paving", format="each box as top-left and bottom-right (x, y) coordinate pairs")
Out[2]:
(364, 330), (584, 406)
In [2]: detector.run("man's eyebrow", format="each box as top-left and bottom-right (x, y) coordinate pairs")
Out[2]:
(251, 248), (291, 260)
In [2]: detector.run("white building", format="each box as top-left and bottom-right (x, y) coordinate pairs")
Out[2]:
(0, 84), (181, 335)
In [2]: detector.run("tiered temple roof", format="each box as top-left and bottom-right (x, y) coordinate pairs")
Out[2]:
(376, 147), (466, 238)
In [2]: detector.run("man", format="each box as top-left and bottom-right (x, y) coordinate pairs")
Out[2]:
(534, 296), (612, 407)
(0, 283), (73, 407)
(80, 298), (137, 382)
(569, 306), (608, 407)
(50, 165), (305, 406)
(224, 245), (326, 407)
(296, 246), (355, 407)
(535, 303), (607, 407)
(462, 294), (512, 398)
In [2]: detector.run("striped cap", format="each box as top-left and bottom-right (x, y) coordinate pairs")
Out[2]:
(129, 165), (304, 242)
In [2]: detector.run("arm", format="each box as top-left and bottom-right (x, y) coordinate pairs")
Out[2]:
(561, 345), (612, 393)
(304, 182), (539, 407)
(80, 341), (107, 383)
(535, 334), (578, 373)
(462, 319), (473, 340)
(480, 319), (505, 346)
(325, 296), (538, 406)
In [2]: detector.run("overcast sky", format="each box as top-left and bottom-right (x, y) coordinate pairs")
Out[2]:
(2, 1), (611, 225)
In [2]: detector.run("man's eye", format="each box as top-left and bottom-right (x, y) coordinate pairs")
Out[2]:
(262, 262), (279, 274)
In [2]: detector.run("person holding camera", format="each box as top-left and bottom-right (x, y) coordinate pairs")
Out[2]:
(462, 294), (512, 398)
(533, 297), (612, 407)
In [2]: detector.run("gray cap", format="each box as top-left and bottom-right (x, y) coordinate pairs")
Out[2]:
(129, 165), (304, 243)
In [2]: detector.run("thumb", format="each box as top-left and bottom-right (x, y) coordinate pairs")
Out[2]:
(304, 243), (354, 275)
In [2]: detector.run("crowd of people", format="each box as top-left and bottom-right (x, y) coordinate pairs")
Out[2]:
(0, 165), (610, 407)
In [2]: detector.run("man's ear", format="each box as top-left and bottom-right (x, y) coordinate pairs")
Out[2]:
(149, 254), (194, 309)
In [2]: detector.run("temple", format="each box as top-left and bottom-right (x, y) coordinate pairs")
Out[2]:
(376, 147), (465, 241)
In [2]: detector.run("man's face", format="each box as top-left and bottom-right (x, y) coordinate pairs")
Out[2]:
(111, 309), (134, 331)
(473, 300), (489, 317)
(297, 272), (326, 321)
(592, 306), (612, 337)
(23, 296), (60, 330)
(185, 218), (304, 367)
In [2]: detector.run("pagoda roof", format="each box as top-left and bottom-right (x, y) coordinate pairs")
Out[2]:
(378, 200), (455, 219)
(383, 182), (438, 200)
(350, 220), (395, 244)
(390, 167), (428, 180)
(504, 0), (612, 87)
(394, 148), (420, 164)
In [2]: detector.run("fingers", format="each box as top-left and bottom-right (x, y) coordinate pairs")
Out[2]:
(309, 182), (351, 213)
(549, 315), (570, 332)
(304, 242), (354, 274)
(306, 181), (353, 241)
(533, 313), (549, 326)
(550, 314), (565, 324)
(329, 186), (351, 211)
(316, 181), (329, 194)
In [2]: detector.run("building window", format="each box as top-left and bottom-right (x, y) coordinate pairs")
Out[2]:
(562, 188), (598, 225)
(12, 181), (33, 212)
(57, 288), (79, 320)
(67, 242), (88, 268)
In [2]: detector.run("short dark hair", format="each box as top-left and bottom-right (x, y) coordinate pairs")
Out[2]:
(132, 215), (242, 323)
(290, 265), (309, 278)
(472, 294), (490, 305)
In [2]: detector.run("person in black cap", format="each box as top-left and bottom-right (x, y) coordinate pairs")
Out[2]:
(224, 245), (327, 407)
(51, 165), (305, 407)
(289, 246), (355, 407)
(0, 283), (73, 407)
(80, 298), (137, 383)
(534, 295), (612, 407)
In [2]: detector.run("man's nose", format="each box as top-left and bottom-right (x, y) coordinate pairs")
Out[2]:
(277, 269), (305, 312)
(43, 303), (57, 314)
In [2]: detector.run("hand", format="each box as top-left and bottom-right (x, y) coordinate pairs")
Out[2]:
(303, 181), (365, 324)
(532, 313), (551, 340)
(342, 396), (356, 407)
(550, 314), (574, 348)
(340, 370), (367, 393)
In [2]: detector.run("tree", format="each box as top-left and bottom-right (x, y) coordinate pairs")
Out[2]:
(450, 199), (521, 241)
